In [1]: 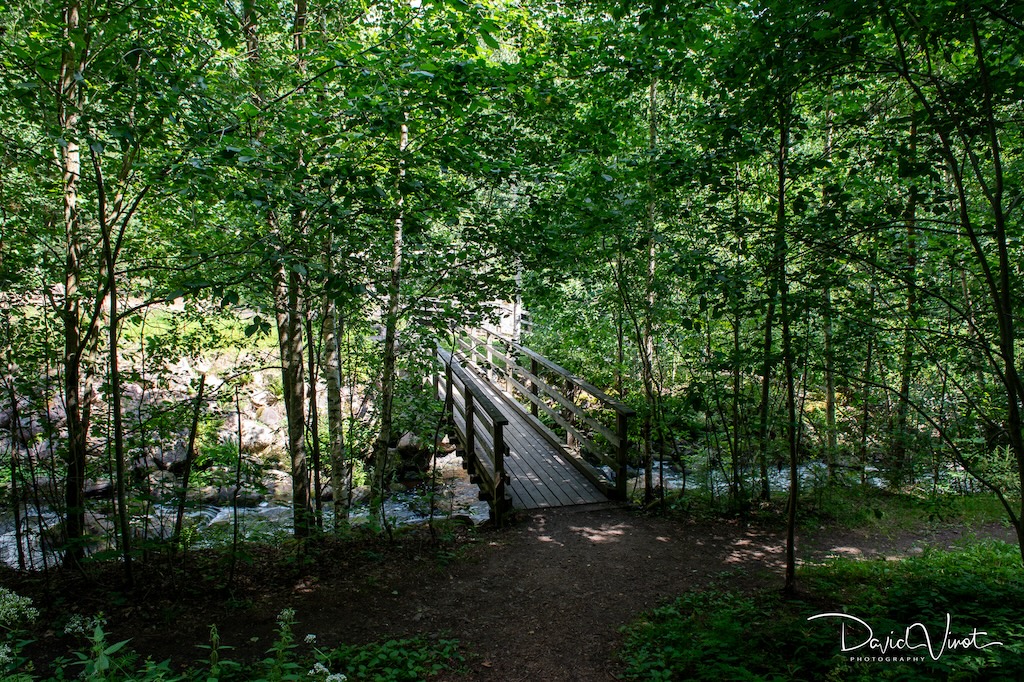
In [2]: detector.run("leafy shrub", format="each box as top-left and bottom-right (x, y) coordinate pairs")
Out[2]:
(620, 541), (1024, 681)
(323, 637), (463, 682)
(6, 604), (462, 682)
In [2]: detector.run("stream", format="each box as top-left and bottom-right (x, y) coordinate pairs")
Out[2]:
(1, 456), (977, 569)
(0, 453), (490, 570)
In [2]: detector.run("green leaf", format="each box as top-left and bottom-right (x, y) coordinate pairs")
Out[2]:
(480, 31), (500, 50)
(103, 639), (131, 656)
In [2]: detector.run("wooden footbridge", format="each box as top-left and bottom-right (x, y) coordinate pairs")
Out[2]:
(432, 329), (635, 525)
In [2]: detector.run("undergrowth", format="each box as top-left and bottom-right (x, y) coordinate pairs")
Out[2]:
(619, 540), (1024, 681)
(660, 485), (1010, 539)
(2, 602), (463, 682)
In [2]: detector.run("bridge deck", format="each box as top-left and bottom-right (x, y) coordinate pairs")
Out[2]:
(450, 374), (607, 510)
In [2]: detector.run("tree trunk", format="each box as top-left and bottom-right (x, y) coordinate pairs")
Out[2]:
(92, 147), (133, 584)
(323, 291), (349, 526)
(275, 257), (313, 537)
(892, 120), (919, 487)
(823, 287), (837, 482)
(173, 374), (206, 546)
(774, 101), (798, 598)
(374, 116), (409, 520)
(306, 314), (323, 527)
(641, 79), (658, 505)
(59, 0), (89, 568)
(5, 381), (27, 571)
(756, 289), (777, 503)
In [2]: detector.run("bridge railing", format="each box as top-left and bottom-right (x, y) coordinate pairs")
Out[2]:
(457, 328), (634, 500)
(434, 346), (512, 525)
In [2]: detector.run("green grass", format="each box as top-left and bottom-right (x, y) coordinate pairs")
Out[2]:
(799, 487), (1013, 536)
(121, 307), (279, 356)
(619, 540), (1024, 681)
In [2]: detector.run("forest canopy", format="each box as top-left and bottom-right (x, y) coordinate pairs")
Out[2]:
(1, 0), (1023, 583)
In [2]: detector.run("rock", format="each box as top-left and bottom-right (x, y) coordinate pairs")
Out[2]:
(256, 405), (284, 429)
(220, 415), (276, 453)
(47, 400), (67, 427)
(0, 407), (12, 430)
(122, 383), (145, 404)
(264, 469), (293, 502)
(147, 441), (189, 472)
(13, 416), (44, 445)
(146, 470), (179, 501)
(192, 485), (220, 504)
(84, 479), (114, 499)
(432, 452), (465, 473)
(350, 485), (371, 505)
(84, 510), (113, 536)
(397, 432), (423, 454)
(213, 486), (264, 507)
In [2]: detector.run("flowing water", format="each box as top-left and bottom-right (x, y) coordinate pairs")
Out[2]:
(0, 453), (490, 569)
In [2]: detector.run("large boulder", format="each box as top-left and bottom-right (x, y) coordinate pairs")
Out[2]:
(83, 479), (114, 499)
(397, 432), (423, 454)
(220, 415), (276, 453)
(256, 405), (284, 430)
(263, 469), (293, 502)
(146, 441), (188, 472)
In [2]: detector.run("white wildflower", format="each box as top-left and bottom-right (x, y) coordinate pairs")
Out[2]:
(326, 674), (347, 682)
(304, 633), (317, 644)
(0, 588), (37, 630)
(0, 643), (13, 667)
(308, 661), (330, 677)
(277, 608), (296, 628)
(63, 613), (105, 637)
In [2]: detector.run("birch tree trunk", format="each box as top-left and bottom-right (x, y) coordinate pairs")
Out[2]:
(374, 115), (409, 519)
(59, 0), (90, 568)
(322, 289), (350, 525)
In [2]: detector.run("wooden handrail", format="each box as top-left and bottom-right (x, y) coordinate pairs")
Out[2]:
(460, 328), (633, 500)
(481, 329), (635, 418)
(435, 346), (510, 524)
(438, 347), (508, 427)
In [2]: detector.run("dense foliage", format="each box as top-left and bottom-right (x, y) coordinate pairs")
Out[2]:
(619, 541), (1024, 681)
(1, 0), (1022, 603)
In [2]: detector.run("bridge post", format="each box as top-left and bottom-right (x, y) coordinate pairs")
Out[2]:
(530, 358), (539, 418)
(493, 421), (507, 527)
(444, 361), (453, 416)
(564, 378), (577, 451)
(616, 409), (630, 500)
(433, 358), (440, 404)
(465, 392), (475, 462)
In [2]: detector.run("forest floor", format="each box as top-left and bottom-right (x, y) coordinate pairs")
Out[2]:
(11, 502), (1018, 681)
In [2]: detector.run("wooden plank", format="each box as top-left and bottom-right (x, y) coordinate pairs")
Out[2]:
(505, 420), (602, 502)
(437, 345), (608, 511)
(493, 409), (572, 508)
(485, 384), (614, 496)
(462, 381), (591, 508)
(503, 371), (609, 466)
(504, 431), (580, 507)
(475, 379), (602, 507)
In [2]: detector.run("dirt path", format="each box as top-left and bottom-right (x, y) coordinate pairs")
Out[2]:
(20, 504), (1016, 681)
(207, 504), (1013, 681)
